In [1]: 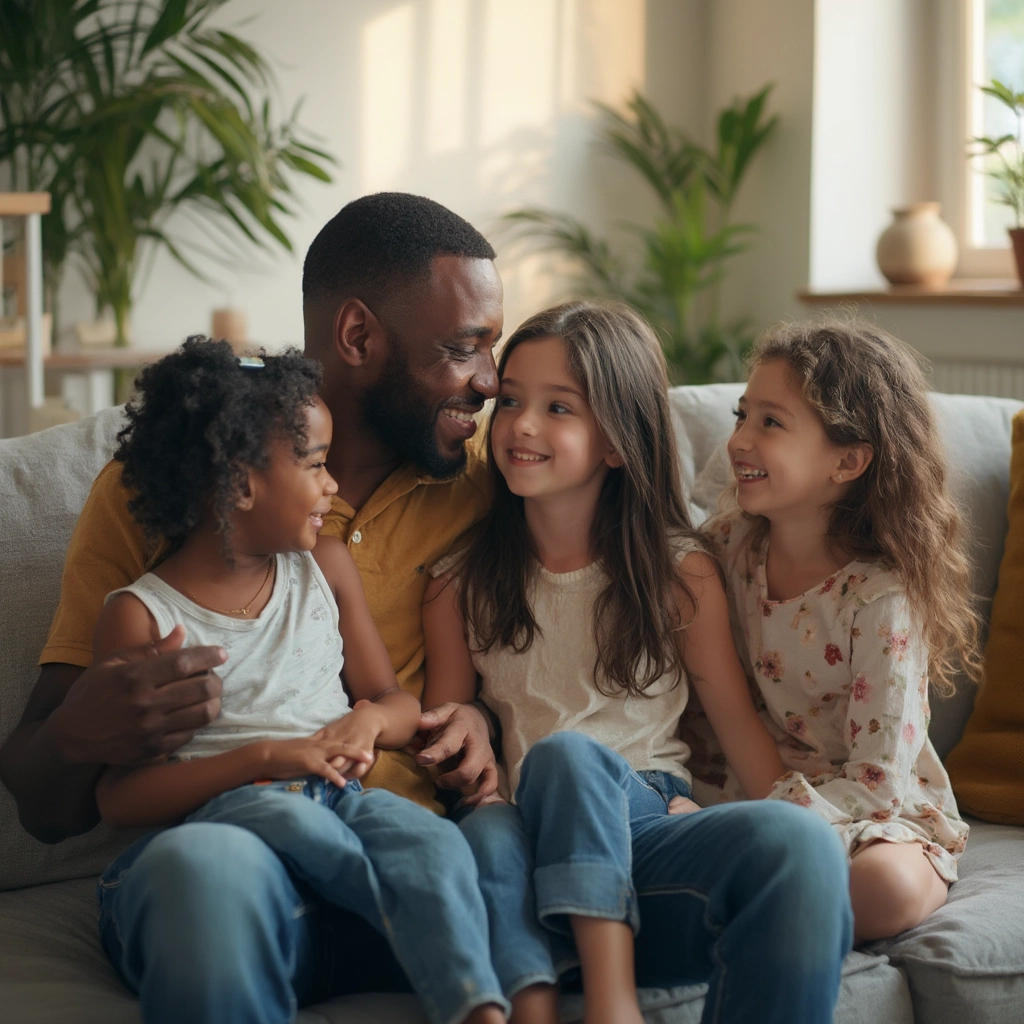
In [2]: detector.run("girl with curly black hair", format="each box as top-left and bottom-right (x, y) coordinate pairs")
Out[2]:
(89, 338), (508, 1024)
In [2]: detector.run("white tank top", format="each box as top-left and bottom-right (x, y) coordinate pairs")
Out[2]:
(461, 543), (698, 798)
(107, 551), (350, 759)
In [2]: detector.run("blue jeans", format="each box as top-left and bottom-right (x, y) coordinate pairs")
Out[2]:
(459, 732), (853, 1023)
(98, 778), (507, 1024)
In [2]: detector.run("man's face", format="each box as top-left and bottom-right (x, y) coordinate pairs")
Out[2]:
(364, 255), (503, 478)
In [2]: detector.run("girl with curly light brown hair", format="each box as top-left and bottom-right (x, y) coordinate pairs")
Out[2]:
(696, 316), (982, 944)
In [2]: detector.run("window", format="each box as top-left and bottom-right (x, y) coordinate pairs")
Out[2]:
(944, 0), (1024, 276)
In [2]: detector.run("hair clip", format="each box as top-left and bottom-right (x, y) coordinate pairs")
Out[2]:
(237, 356), (265, 370)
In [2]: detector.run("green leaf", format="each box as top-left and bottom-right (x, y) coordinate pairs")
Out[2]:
(1, 0), (337, 325)
(504, 86), (775, 378)
(143, 0), (192, 56)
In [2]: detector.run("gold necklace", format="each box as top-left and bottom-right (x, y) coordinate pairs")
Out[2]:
(185, 559), (274, 617)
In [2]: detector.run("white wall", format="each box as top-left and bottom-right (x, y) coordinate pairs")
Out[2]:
(705, 0), (816, 331)
(810, 0), (936, 290)
(51, 0), (1024, 369)
(57, 0), (656, 353)
(703, 0), (1023, 370)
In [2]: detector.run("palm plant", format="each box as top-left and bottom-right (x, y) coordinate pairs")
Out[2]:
(505, 88), (776, 383)
(0, 0), (334, 344)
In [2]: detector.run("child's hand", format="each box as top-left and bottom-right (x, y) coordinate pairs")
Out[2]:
(313, 701), (384, 780)
(255, 737), (375, 789)
(667, 795), (703, 815)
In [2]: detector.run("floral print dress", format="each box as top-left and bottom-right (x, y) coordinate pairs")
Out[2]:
(687, 508), (968, 883)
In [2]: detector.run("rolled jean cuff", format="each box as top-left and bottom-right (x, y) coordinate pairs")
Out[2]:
(439, 990), (511, 1024)
(503, 969), (561, 1001)
(534, 862), (638, 935)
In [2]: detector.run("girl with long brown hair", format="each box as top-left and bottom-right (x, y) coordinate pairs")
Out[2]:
(422, 302), (852, 1024)
(694, 317), (980, 944)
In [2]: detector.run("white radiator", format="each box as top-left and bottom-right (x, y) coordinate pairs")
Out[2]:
(929, 358), (1024, 400)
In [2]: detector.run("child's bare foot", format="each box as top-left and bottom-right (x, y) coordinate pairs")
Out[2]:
(667, 795), (702, 815)
(510, 981), (559, 1024)
(464, 1003), (507, 1024)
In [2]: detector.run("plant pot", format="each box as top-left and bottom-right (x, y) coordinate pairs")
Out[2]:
(876, 202), (958, 289)
(74, 318), (119, 348)
(1009, 228), (1024, 288)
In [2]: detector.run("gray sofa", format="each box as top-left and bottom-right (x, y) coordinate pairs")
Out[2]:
(2, 384), (1023, 1024)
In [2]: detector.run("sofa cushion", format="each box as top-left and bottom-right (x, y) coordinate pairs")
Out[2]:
(928, 395), (1023, 760)
(0, 407), (147, 892)
(0, 876), (427, 1024)
(0, 875), (911, 1024)
(871, 817), (1024, 1024)
(947, 407), (1024, 824)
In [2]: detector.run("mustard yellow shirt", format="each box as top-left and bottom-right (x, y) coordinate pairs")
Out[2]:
(42, 451), (492, 812)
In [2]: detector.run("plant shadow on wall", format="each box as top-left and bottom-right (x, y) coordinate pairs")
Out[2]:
(504, 88), (776, 384)
(0, 0), (335, 347)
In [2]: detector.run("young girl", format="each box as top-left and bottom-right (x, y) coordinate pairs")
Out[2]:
(421, 303), (849, 1024)
(92, 339), (508, 1024)
(690, 318), (979, 944)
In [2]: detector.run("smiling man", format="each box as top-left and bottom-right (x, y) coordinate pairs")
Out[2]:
(0, 193), (505, 1021)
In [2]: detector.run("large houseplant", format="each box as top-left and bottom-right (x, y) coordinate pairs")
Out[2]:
(972, 78), (1024, 286)
(0, 0), (334, 344)
(504, 88), (776, 383)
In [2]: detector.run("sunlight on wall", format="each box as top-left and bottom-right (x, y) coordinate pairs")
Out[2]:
(354, 0), (647, 331)
(426, 0), (470, 155)
(479, 0), (559, 147)
(362, 3), (416, 187)
(86, 0), (654, 353)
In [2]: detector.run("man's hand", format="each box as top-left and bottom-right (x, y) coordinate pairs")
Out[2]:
(0, 626), (228, 842)
(415, 702), (499, 800)
(53, 625), (226, 766)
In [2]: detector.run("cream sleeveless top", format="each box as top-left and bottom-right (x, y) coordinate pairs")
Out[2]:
(107, 551), (349, 759)
(458, 544), (698, 798)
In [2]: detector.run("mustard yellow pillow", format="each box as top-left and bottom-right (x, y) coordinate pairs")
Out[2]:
(947, 407), (1024, 824)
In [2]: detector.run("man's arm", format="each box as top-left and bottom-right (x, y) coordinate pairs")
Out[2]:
(0, 630), (226, 843)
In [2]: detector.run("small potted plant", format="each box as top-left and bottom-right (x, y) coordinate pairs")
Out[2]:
(973, 79), (1024, 286)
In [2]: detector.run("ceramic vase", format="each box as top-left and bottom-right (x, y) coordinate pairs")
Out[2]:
(876, 202), (958, 288)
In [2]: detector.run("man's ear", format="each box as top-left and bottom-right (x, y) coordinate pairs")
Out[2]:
(333, 299), (387, 368)
(235, 472), (256, 511)
(833, 443), (873, 484)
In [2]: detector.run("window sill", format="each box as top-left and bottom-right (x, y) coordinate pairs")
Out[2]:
(797, 279), (1024, 307)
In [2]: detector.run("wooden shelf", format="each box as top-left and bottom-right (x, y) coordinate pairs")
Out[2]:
(0, 193), (51, 216)
(798, 279), (1024, 307)
(0, 347), (171, 370)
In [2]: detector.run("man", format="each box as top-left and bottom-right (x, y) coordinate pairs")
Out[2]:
(0, 193), (504, 1019)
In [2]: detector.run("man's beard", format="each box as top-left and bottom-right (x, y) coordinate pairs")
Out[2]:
(363, 343), (468, 479)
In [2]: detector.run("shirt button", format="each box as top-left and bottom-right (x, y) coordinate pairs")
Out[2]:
(351, 530), (363, 544)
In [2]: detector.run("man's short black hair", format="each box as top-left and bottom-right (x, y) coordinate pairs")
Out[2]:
(302, 192), (495, 313)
